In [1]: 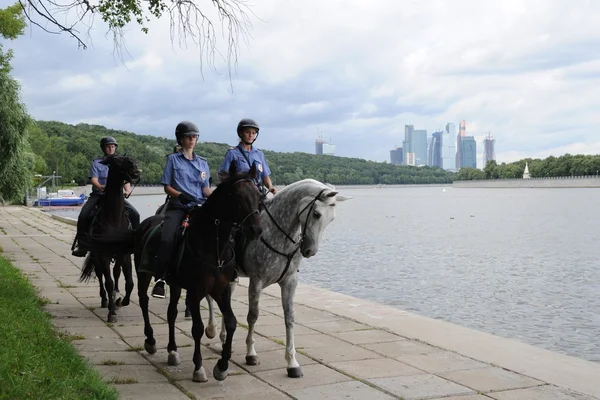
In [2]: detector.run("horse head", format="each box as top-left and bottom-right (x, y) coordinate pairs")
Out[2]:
(100, 154), (141, 185)
(204, 162), (262, 240)
(297, 183), (351, 258)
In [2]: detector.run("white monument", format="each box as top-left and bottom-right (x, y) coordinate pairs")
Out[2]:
(523, 162), (531, 179)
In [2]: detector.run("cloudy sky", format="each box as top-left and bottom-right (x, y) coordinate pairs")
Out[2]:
(4, 0), (600, 165)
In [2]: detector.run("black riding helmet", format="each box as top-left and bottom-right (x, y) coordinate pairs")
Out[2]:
(175, 121), (199, 145)
(100, 136), (118, 152)
(237, 118), (260, 144)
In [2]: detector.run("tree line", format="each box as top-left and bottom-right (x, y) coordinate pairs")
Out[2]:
(455, 155), (600, 181)
(28, 121), (455, 188)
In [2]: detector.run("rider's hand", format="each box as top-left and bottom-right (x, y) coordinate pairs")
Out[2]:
(178, 192), (195, 205)
(269, 186), (278, 194)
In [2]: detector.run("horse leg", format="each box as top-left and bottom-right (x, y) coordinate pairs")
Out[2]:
(245, 279), (263, 366)
(212, 285), (236, 381)
(188, 291), (208, 382)
(184, 292), (191, 319)
(280, 275), (303, 378)
(101, 256), (118, 323)
(98, 272), (108, 308)
(121, 255), (134, 307)
(219, 280), (237, 344)
(167, 285), (182, 366)
(204, 295), (217, 339)
(138, 273), (157, 354)
(113, 258), (123, 307)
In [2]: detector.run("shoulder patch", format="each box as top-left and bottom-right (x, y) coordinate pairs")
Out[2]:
(195, 155), (207, 161)
(228, 146), (236, 150)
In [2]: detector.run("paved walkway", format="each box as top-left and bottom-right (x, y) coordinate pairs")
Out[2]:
(1, 206), (599, 400)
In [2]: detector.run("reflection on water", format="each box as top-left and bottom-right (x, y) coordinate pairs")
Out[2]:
(48, 187), (600, 363)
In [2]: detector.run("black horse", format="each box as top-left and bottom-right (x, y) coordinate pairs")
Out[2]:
(134, 163), (262, 382)
(79, 154), (141, 323)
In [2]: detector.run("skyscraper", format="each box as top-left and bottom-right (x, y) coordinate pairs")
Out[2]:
(390, 146), (403, 165)
(402, 125), (414, 165)
(461, 136), (477, 169)
(456, 120), (467, 169)
(413, 129), (428, 166)
(483, 133), (496, 167)
(315, 136), (335, 155)
(429, 131), (443, 168)
(443, 123), (456, 170)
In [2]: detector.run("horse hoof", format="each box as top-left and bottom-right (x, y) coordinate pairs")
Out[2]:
(245, 355), (259, 366)
(205, 326), (216, 339)
(121, 298), (130, 307)
(144, 341), (157, 355)
(167, 351), (181, 366)
(185, 310), (191, 319)
(287, 367), (303, 378)
(115, 298), (122, 308)
(213, 363), (228, 381)
(192, 366), (208, 382)
(101, 301), (108, 308)
(107, 314), (118, 323)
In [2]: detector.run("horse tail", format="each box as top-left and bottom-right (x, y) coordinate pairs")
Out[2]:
(79, 254), (96, 283)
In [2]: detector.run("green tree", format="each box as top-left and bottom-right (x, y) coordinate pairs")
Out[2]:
(0, 3), (26, 73)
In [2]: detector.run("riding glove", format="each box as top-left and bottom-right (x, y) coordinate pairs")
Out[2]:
(178, 193), (195, 205)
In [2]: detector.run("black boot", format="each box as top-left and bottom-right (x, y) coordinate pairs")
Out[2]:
(151, 279), (166, 299)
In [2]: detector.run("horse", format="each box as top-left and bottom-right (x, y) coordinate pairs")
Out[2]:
(78, 154), (141, 323)
(133, 163), (262, 382)
(204, 179), (351, 378)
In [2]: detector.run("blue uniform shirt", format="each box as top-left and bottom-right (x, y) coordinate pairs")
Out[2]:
(219, 144), (271, 187)
(161, 152), (211, 207)
(89, 158), (109, 195)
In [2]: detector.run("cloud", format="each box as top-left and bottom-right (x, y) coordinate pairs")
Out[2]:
(4, 0), (600, 165)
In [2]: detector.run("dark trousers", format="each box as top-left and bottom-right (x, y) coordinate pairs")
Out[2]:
(155, 205), (186, 279)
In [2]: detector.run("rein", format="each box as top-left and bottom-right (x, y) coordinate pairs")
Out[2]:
(261, 188), (327, 283)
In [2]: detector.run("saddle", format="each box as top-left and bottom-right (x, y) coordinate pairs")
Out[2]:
(74, 202), (134, 250)
(138, 218), (188, 278)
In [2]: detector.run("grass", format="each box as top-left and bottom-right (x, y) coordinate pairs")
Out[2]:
(0, 255), (119, 400)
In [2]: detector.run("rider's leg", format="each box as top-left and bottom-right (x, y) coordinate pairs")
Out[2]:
(72, 194), (101, 257)
(151, 207), (185, 298)
(124, 199), (140, 229)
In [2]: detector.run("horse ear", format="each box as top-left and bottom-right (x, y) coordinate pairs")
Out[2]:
(249, 163), (258, 179)
(228, 161), (238, 177)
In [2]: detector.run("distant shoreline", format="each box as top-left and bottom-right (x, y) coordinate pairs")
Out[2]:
(453, 176), (600, 189)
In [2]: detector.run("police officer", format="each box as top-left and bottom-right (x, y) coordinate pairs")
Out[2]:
(218, 118), (277, 195)
(72, 136), (140, 257)
(152, 121), (212, 298)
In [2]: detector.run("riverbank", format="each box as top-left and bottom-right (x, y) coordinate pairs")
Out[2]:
(453, 176), (600, 188)
(1, 206), (598, 399)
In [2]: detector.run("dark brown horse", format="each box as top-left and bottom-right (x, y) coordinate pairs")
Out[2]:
(134, 163), (262, 382)
(79, 154), (141, 323)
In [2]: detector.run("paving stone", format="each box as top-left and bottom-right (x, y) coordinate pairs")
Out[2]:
(179, 374), (287, 399)
(232, 348), (317, 373)
(80, 350), (152, 366)
(440, 366), (544, 392)
(335, 328), (405, 344)
(399, 350), (489, 373)
(255, 363), (353, 391)
(369, 373), (476, 399)
(330, 357), (422, 379)
(96, 365), (169, 383)
(254, 321), (318, 337)
(429, 396), (491, 400)
(289, 380), (396, 400)
(72, 336), (132, 352)
(488, 385), (598, 400)
(363, 339), (441, 358)
(116, 383), (191, 400)
(301, 341), (380, 363)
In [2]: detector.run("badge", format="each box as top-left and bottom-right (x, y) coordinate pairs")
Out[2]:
(257, 163), (263, 172)
(201, 171), (207, 180)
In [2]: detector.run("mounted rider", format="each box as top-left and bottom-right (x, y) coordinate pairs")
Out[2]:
(71, 136), (140, 257)
(151, 121), (212, 298)
(218, 118), (277, 197)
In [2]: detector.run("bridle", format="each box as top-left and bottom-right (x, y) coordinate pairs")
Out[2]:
(260, 188), (327, 283)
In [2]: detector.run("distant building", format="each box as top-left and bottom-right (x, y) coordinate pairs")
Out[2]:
(523, 162), (531, 179)
(402, 125), (427, 166)
(315, 136), (335, 155)
(390, 146), (404, 165)
(461, 136), (477, 169)
(456, 120), (466, 169)
(483, 133), (496, 167)
(429, 131), (443, 168)
(443, 123), (456, 170)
